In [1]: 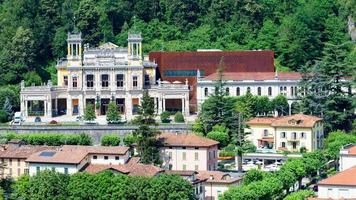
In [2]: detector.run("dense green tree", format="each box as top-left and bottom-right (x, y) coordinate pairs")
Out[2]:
(106, 101), (121, 123)
(300, 43), (355, 132)
(242, 169), (265, 185)
(283, 190), (315, 200)
(133, 90), (161, 165)
(206, 125), (230, 148)
(84, 103), (96, 121)
(272, 94), (289, 116)
(324, 130), (356, 159)
(101, 134), (121, 146)
(2, 98), (13, 121)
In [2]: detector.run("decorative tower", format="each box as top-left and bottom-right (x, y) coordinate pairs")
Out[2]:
(127, 31), (142, 65)
(67, 32), (83, 65)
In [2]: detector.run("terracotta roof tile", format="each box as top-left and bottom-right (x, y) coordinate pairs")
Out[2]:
(202, 72), (302, 81)
(197, 171), (242, 184)
(26, 145), (129, 164)
(0, 145), (57, 159)
(84, 157), (163, 177)
(157, 133), (219, 148)
(271, 114), (322, 128)
(247, 114), (322, 128)
(318, 167), (356, 186)
(165, 170), (197, 176)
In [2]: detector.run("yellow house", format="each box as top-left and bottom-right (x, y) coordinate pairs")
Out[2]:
(246, 114), (324, 152)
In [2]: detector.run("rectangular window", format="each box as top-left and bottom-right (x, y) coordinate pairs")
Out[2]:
(72, 77), (77, 88)
(9, 168), (12, 175)
(195, 165), (199, 171)
(182, 152), (186, 160)
(183, 164), (186, 170)
(164, 70), (205, 77)
(116, 74), (124, 87)
(194, 152), (199, 161)
(64, 76), (68, 86)
(93, 155), (97, 159)
(104, 156), (108, 160)
(64, 168), (68, 174)
(133, 76), (138, 88)
(9, 159), (12, 166)
(115, 156), (120, 160)
(17, 159), (21, 167)
(101, 74), (109, 88)
(36, 166), (40, 173)
(144, 74), (150, 86)
(168, 152), (172, 158)
(86, 74), (94, 88)
(24, 169), (29, 174)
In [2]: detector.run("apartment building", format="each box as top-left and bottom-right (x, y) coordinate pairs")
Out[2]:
(158, 133), (219, 171)
(26, 145), (130, 176)
(0, 140), (55, 179)
(246, 114), (323, 152)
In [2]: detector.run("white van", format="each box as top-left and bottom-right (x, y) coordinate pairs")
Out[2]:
(13, 112), (23, 125)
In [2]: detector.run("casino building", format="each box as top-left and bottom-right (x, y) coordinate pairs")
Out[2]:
(20, 32), (189, 120)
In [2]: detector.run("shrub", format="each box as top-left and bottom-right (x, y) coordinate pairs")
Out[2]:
(49, 120), (58, 125)
(206, 125), (229, 148)
(0, 110), (7, 123)
(123, 133), (137, 146)
(174, 112), (184, 123)
(84, 103), (96, 121)
(160, 111), (171, 123)
(101, 135), (121, 146)
(300, 146), (307, 153)
(106, 102), (121, 123)
(284, 190), (315, 200)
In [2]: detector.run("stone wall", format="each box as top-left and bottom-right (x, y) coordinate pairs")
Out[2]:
(0, 125), (190, 145)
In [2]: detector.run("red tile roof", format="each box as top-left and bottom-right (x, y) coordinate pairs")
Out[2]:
(271, 114), (322, 128)
(246, 114), (322, 128)
(84, 157), (163, 177)
(26, 145), (129, 164)
(157, 133), (219, 148)
(341, 144), (356, 155)
(197, 171), (242, 184)
(319, 166), (356, 186)
(0, 145), (57, 159)
(202, 72), (302, 81)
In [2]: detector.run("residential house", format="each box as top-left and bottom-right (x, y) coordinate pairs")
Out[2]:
(26, 145), (130, 176)
(317, 166), (356, 199)
(246, 114), (323, 152)
(158, 133), (219, 171)
(197, 171), (242, 200)
(339, 144), (356, 171)
(0, 140), (55, 179)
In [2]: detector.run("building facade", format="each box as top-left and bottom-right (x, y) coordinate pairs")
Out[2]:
(149, 50), (275, 112)
(20, 32), (189, 121)
(158, 133), (219, 171)
(197, 72), (303, 113)
(246, 114), (324, 152)
(339, 144), (356, 172)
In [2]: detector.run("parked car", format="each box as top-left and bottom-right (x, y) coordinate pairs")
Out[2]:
(34, 116), (41, 123)
(12, 112), (24, 125)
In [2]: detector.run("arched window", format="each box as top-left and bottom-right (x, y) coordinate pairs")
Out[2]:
(281, 142), (286, 148)
(247, 87), (251, 93)
(204, 88), (208, 97)
(294, 87), (298, 96)
(268, 87), (272, 96)
(281, 132), (286, 138)
(236, 87), (240, 96)
(301, 132), (306, 139)
(292, 132), (297, 139)
(257, 87), (262, 96)
(291, 87), (294, 96)
(226, 87), (230, 95)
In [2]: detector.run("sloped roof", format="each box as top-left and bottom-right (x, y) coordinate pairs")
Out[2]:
(202, 72), (302, 81)
(246, 114), (322, 128)
(157, 133), (219, 148)
(318, 166), (356, 186)
(26, 145), (129, 164)
(271, 114), (322, 128)
(197, 171), (242, 184)
(0, 145), (57, 159)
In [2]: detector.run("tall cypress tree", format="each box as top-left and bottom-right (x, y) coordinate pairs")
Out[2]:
(133, 90), (161, 165)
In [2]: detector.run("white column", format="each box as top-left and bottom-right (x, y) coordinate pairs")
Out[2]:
(67, 97), (72, 116)
(185, 95), (189, 117)
(79, 95), (84, 116)
(47, 99), (52, 117)
(125, 96), (132, 120)
(158, 97), (162, 114)
(162, 98), (165, 112)
(181, 98), (184, 114)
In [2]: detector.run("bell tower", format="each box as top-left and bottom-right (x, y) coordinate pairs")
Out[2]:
(127, 32), (142, 65)
(67, 32), (82, 64)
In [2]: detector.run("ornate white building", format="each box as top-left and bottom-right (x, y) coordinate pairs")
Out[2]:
(20, 32), (189, 120)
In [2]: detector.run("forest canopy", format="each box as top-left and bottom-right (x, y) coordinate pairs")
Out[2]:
(0, 0), (354, 87)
